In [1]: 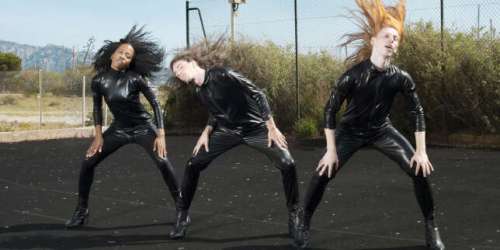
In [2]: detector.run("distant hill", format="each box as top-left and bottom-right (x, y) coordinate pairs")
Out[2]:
(0, 40), (171, 85)
(0, 40), (91, 72)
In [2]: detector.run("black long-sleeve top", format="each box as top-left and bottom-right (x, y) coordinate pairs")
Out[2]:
(196, 67), (271, 129)
(91, 69), (164, 130)
(324, 59), (425, 132)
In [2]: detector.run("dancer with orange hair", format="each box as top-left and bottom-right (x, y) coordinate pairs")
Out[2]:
(294, 1), (445, 249)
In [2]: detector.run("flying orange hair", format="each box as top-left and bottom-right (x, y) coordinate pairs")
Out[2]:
(341, 0), (406, 66)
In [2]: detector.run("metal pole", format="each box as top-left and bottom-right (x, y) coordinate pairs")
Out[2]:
(230, 3), (235, 42)
(38, 68), (42, 129)
(440, 0), (447, 132)
(82, 75), (86, 128)
(196, 8), (207, 41)
(477, 4), (481, 40)
(440, 0), (444, 54)
(491, 19), (495, 39)
(104, 106), (108, 127)
(294, 0), (299, 120)
(186, 0), (190, 48)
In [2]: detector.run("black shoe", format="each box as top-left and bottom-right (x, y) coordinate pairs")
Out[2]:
(65, 207), (89, 229)
(425, 221), (445, 250)
(169, 210), (191, 239)
(293, 225), (310, 249)
(288, 208), (302, 238)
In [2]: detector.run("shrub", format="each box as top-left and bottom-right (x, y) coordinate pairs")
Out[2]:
(294, 118), (320, 138)
(165, 22), (499, 137)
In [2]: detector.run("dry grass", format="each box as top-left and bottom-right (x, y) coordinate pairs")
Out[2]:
(0, 94), (93, 116)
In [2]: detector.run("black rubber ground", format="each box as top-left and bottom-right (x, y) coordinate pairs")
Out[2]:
(1, 137), (499, 250)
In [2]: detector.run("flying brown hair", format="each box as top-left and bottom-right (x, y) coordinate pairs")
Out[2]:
(169, 36), (228, 71)
(341, 0), (406, 66)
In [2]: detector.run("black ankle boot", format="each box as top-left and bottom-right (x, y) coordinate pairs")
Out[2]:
(294, 225), (310, 249)
(169, 210), (191, 239)
(425, 220), (445, 250)
(65, 206), (89, 229)
(288, 207), (302, 238)
(293, 212), (311, 249)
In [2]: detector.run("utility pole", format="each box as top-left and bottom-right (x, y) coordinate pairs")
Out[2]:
(72, 46), (77, 71)
(490, 19), (495, 39)
(477, 4), (481, 40)
(440, 0), (444, 54)
(440, 0), (447, 133)
(104, 106), (108, 127)
(294, 0), (299, 120)
(38, 67), (43, 129)
(186, 0), (190, 48)
(229, 0), (246, 42)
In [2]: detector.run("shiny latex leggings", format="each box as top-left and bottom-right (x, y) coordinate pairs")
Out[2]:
(177, 125), (299, 212)
(303, 125), (435, 227)
(77, 124), (180, 208)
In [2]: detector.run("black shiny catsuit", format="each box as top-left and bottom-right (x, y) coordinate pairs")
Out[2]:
(177, 67), (299, 212)
(303, 60), (435, 226)
(77, 69), (180, 207)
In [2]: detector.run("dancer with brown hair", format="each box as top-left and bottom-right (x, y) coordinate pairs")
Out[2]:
(167, 39), (301, 240)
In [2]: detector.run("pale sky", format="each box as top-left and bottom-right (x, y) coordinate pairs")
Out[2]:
(1, 0), (497, 57)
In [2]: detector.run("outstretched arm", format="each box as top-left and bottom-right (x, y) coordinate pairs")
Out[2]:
(138, 77), (167, 158)
(400, 71), (433, 177)
(316, 73), (352, 177)
(87, 77), (104, 158)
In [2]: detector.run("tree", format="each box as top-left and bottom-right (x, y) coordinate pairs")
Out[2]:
(0, 52), (22, 92)
(0, 52), (21, 71)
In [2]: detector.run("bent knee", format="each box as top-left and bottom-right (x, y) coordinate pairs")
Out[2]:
(81, 158), (97, 170)
(186, 158), (208, 172)
(277, 157), (295, 171)
(156, 158), (174, 170)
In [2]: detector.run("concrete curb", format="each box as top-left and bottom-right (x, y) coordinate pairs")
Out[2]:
(0, 127), (203, 143)
(1, 128), (499, 150)
(0, 127), (95, 143)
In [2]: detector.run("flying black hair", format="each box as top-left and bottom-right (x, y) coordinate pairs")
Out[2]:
(93, 25), (165, 77)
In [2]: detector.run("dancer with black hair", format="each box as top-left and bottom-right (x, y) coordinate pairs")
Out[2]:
(294, 0), (445, 249)
(167, 39), (301, 240)
(65, 25), (180, 228)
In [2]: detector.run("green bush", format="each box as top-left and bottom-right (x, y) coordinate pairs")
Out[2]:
(394, 21), (500, 135)
(294, 118), (320, 138)
(166, 23), (499, 137)
(162, 83), (208, 129)
(164, 39), (344, 132)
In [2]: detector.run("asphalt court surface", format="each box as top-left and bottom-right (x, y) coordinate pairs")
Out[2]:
(1, 136), (499, 249)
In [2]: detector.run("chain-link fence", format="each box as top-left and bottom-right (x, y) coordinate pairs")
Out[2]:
(1, 0), (499, 136)
(0, 66), (124, 132)
(185, 0), (498, 55)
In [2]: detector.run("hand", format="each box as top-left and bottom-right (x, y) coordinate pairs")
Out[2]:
(86, 136), (103, 158)
(410, 151), (434, 177)
(267, 127), (288, 149)
(316, 150), (339, 178)
(193, 131), (209, 156)
(153, 135), (167, 158)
